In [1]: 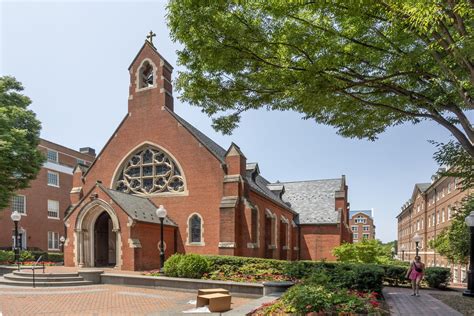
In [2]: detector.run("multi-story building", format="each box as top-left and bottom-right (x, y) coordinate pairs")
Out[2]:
(396, 170), (472, 284)
(349, 209), (375, 242)
(0, 139), (95, 252)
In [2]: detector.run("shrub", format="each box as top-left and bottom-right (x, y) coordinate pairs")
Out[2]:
(47, 253), (64, 263)
(176, 254), (210, 279)
(381, 265), (410, 286)
(19, 250), (34, 262)
(425, 267), (451, 289)
(163, 253), (184, 277)
(0, 250), (14, 263)
(30, 251), (48, 261)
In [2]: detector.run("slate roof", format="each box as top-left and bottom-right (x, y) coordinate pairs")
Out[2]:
(281, 179), (343, 224)
(415, 183), (431, 193)
(165, 108), (227, 163)
(245, 170), (293, 212)
(106, 189), (177, 226)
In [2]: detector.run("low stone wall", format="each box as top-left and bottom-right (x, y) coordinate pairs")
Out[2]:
(0, 266), (16, 276)
(101, 273), (292, 297)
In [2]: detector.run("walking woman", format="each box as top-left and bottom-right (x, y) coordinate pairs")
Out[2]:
(406, 255), (425, 296)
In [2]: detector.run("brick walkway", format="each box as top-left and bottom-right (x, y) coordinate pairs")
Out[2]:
(0, 283), (252, 315)
(383, 286), (463, 316)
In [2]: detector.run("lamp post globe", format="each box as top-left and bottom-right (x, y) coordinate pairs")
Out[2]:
(59, 236), (66, 254)
(463, 211), (474, 297)
(10, 211), (21, 270)
(413, 233), (422, 257)
(156, 205), (167, 273)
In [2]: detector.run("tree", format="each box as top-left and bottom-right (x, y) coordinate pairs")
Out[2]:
(167, 1), (474, 158)
(429, 195), (473, 265)
(0, 76), (44, 210)
(333, 239), (393, 264)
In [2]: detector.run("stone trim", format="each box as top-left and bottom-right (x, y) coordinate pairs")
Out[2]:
(219, 242), (236, 248)
(267, 244), (277, 250)
(223, 174), (243, 183)
(185, 212), (205, 246)
(247, 242), (258, 249)
(128, 238), (142, 248)
(220, 196), (238, 208)
(134, 58), (158, 93)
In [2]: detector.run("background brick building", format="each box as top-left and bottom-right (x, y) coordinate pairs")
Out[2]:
(349, 209), (375, 242)
(63, 36), (352, 270)
(397, 170), (472, 284)
(0, 139), (94, 252)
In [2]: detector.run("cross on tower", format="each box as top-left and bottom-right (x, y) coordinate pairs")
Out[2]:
(146, 30), (156, 45)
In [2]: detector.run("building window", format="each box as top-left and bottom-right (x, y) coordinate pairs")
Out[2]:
(363, 233), (370, 239)
(352, 226), (358, 231)
(138, 60), (155, 89)
(47, 149), (58, 163)
(363, 225), (369, 231)
(115, 146), (185, 195)
(355, 216), (366, 224)
(47, 171), (59, 187)
(188, 214), (202, 244)
(442, 209), (445, 222)
(11, 195), (26, 215)
(448, 182), (452, 194)
(76, 158), (86, 165)
(251, 208), (259, 244)
(48, 232), (59, 250)
(47, 200), (59, 219)
(428, 216), (431, 227)
(421, 219), (424, 229)
(417, 220), (420, 231)
(454, 178), (458, 190)
(448, 206), (451, 220)
(437, 211), (440, 224)
(353, 233), (358, 239)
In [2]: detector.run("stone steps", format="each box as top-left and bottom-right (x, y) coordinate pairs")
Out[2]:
(0, 270), (93, 287)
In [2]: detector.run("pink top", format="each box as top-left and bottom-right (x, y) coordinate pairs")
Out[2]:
(409, 261), (424, 280)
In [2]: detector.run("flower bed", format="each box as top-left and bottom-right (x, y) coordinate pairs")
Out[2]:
(249, 286), (384, 315)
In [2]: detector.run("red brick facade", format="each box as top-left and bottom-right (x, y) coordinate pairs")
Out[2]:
(349, 210), (375, 242)
(0, 139), (94, 252)
(63, 39), (351, 270)
(397, 174), (473, 284)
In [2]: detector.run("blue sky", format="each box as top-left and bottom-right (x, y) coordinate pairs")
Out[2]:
(1, 1), (454, 242)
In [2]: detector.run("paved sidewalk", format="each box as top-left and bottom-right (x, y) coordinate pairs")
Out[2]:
(383, 287), (462, 316)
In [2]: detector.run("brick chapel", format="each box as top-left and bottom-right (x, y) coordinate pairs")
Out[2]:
(63, 35), (352, 271)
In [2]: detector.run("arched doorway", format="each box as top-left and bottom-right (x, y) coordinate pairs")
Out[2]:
(94, 212), (116, 267)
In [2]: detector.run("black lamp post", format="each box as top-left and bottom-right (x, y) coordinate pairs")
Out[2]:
(401, 245), (406, 261)
(10, 211), (21, 270)
(463, 211), (474, 297)
(413, 233), (422, 257)
(156, 205), (167, 273)
(59, 236), (66, 254)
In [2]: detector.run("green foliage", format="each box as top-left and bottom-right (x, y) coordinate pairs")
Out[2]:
(167, 1), (474, 158)
(0, 250), (14, 263)
(163, 253), (184, 277)
(432, 141), (474, 190)
(163, 254), (210, 279)
(381, 264), (411, 287)
(282, 284), (380, 314)
(425, 267), (451, 289)
(19, 250), (33, 262)
(333, 239), (393, 264)
(331, 264), (385, 293)
(0, 76), (44, 209)
(429, 195), (473, 264)
(46, 253), (64, 263)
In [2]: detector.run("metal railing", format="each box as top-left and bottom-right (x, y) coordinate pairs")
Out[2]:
(30, 255), (45, 288)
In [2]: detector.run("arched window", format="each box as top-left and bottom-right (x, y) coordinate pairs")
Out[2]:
(138, 61), (154, 89)
(189, 214), (202, 243)
(115, 146), (185, 195)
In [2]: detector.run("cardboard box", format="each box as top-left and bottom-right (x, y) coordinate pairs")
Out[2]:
(196, 293), (231, 312)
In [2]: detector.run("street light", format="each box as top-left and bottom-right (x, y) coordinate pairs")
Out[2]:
(10, 211), (21, 270)
(391, 247), (396, 259)
(59, 236), (66, 254)
(401, 244), (406, 261)
(413, 233), (422, 257)
(463, 211), (474, 297)
(156, 205), (167, 273)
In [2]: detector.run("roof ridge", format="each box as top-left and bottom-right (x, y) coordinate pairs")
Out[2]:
(280, 178), (342, 184)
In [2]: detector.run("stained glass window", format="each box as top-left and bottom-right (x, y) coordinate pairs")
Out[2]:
(190, 214), (201, 243)
(115, 147), (185, 195)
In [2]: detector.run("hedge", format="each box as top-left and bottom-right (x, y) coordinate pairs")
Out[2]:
(425, 267), (451, 289)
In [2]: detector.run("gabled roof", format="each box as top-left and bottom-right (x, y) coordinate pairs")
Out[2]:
(165, 108), (227, 164)
(349, 209), (373, 219)
(415, 183), (431, 193)
(128, 40), (173, 71)
(281, 179), (343, 224)
(106, 189), (177, 226)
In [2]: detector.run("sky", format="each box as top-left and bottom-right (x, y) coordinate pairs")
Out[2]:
(1, 1), (455, 242)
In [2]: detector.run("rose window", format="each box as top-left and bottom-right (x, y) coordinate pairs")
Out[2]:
(115, 147), (185, 195)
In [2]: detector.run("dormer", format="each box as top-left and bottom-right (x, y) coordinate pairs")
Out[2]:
(246, 162), (260, 182)
(128, 31), (174, 113)
(267, 182), (285, 199)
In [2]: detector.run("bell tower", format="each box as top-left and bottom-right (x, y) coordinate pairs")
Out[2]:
(128, 31), (173, 113)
